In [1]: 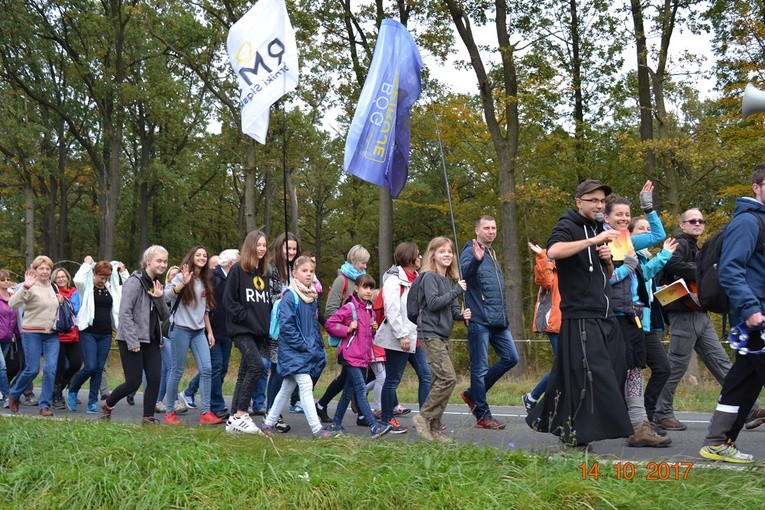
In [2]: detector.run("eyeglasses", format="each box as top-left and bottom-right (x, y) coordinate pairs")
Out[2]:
(578, 198), (606, 205)
(683, 219), (706, 225)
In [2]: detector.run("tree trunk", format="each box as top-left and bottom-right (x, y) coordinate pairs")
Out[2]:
(630, 0), (658, 182)
(244, 139), (257, 233)
(286, 170), (299, 236)
(443, 0), (526, 374)
(58, 135), (69, 260)
(139, 130), (152, 254)
(569, 0), (585, 173)
(25, 179), (34, 266)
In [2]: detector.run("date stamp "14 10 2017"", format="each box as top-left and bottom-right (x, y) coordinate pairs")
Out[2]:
(579, 461), (694, 481)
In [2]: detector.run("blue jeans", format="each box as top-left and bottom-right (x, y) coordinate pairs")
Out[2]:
(186, 336), (232, 413)
(465, 322), (518, 420)
(0, 343), (11, 398)
(68, 331), (112, 406)
(530, 333), (559, 400)
(0, 342), (13, 398)
(333, 365), (380, 429)
(11, 332), (60, 409)
(165, 326), (212, 413)
(381, 346), (432, 424)
(157, 337), (172, 404)
(252, 357), (271, 410)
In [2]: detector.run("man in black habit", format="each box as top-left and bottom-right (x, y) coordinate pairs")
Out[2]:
(526, 179), (633, 446)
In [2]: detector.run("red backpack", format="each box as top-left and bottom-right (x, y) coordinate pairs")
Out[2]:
(372, 280), (405, 326)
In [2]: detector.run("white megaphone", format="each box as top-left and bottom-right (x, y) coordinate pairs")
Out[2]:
(742, 83), (765, 119)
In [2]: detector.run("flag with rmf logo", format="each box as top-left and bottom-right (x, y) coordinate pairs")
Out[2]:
(227, 0), (299, 144)
(344, 19), (423, 198)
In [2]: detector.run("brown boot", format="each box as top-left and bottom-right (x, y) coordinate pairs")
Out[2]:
(628, 420), (672, 448)
(430, 429), (452, 444)
(413, 414), (434, 442)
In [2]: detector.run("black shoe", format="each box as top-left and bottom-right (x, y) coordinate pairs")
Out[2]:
(52, 396), (66, 410)
(126, 395), (135, 406)
(316, 403), (332, 423)
(356, 416), (370, 427)
(275, 415), (291, 433)
(214, 409), (230, 420)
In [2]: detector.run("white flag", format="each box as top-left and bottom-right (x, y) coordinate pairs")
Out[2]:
(227, 0), (299, 144)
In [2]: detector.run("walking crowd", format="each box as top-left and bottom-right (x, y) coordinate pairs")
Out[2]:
(0, 224), (513, 443)
(2, 171), (765, 463)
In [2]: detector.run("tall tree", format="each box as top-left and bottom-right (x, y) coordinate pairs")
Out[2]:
(442, 0), (526, 367)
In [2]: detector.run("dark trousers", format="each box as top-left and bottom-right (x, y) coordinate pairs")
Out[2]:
(55, 342), (83, 395)
(643, 332), (670, 421)
(705, 353), (765, 445)
(317, 365), (375, 409)
(231, 335), (264, 413)
(107, 339), (161, 418)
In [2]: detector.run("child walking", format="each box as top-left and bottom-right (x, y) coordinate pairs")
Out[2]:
(412, 236), (471, 443)
(259, 255), (334, 438)
(325, 274), (392, 438)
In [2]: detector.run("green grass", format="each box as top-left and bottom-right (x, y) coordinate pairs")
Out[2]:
(0, 418), (763, 509)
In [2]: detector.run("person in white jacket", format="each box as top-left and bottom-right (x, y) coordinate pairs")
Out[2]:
(374, 242), (432, 433)
(67, 257), (128, 413)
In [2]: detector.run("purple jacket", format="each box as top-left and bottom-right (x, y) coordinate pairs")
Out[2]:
(325, 293), (373, 368)
(0, 295), (20, 343)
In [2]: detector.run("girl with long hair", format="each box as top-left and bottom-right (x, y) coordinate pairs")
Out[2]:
(411, 237), (471, 443)
(163, 245), (221, 426)
(222, 230), (271, 434)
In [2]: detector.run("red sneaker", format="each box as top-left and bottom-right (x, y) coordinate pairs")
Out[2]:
(8, 395), (20, 414)
(476, 418), (506, 430)
(460, 391), (476, 415)
(199, 411), (224, 425)
(163, 411), (182, 426)
(39, 407), (53, 417)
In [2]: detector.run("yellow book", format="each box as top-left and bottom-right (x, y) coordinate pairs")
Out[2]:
(654, 279), (701, 310)
(609, 229), (635, 261)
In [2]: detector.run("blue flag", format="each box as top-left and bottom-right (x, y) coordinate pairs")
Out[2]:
(343, 19), (423, 198)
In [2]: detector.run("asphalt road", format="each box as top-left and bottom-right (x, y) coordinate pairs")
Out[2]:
(6, 389), (765, 467)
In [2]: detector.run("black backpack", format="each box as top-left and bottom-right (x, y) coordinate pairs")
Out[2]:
(696, 212), (765, 314)
(406, 274), (424, 323)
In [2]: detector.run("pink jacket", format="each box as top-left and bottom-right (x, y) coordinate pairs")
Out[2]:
(325, 294), (374, 368)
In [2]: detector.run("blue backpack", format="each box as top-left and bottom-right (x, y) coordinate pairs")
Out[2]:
(328, 302), (357, 347)
(269, 288), (301, 341)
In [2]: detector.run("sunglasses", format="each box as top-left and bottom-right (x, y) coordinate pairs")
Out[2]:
(683, 219), (706, 225)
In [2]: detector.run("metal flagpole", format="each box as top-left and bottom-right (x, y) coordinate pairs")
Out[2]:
(280, 101), (291, 285)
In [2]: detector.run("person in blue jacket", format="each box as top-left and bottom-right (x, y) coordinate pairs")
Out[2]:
(701, 165), (765, 464)
(459, 215), (518, 429)
(259, 255), (335, 438)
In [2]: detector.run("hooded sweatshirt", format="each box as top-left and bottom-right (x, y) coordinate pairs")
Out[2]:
(547, 208), (613, 319)
(223, 262), (272, 340)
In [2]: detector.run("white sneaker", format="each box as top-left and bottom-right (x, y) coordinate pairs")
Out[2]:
(174, 399), (188, 414)
(225, 414), (264, 435)
(155, 401), (166, 413)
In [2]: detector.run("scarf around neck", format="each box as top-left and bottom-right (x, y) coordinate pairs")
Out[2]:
(339, 261), (365, 281)
(291, 279), (318, 303)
